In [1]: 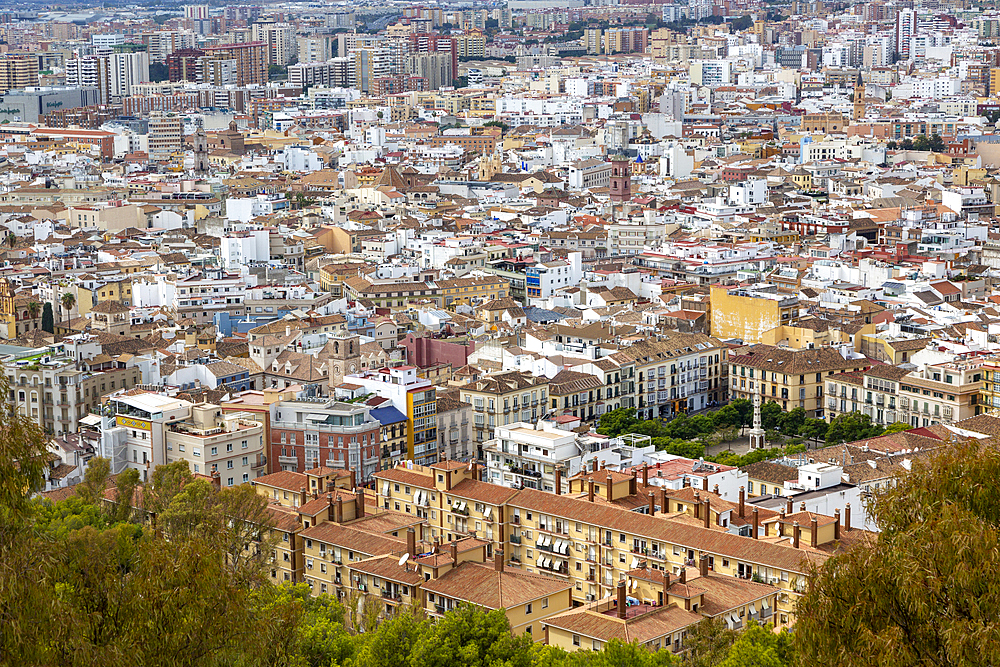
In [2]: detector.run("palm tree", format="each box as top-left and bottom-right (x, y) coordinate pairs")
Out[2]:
(26, 301), (40, 327)
(5, 232), (14, 248)
(60, 292), (76, 330)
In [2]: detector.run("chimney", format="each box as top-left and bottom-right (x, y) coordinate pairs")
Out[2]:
(554, 468), (562, 495)
(699, 554), (708, 577)
(713, 484), (719, 495)
(445, 471), (452, 491)
(752, 507), (759, 539)
(326, 481), (335, 493)
(211, 471), (221, 491)
(845, 503), (852, 531)
(352, 469), (357, 491)
(335, 495), (343, 523)
(406, 527), (416, 558)
(693, 491), (701, 518)
(834, 509), (841, 540)
(800, 502), (806, 512)
(355, 489), (365, 519)
(679, 567), (686, 585)
(300, 487), (307, 507)
(793, 521), (800, 549)
(682, 477), (689, 488)
(647, 492), (655, 516)
(450, 541), (458, 564)
(738, 486), (745, 519)
(605, 475), (613, 502)
(702, 498), (710, 528)
(617, 580), (627, 619)
(659, 487), (668, 513)
(327, 493), (335, 522)
(786, 498), (793, 514)
(810, 517), (818, 548)
(495, 549), (504, 573)
(629, 473), (637, 496)
(588, 479), (595, 502)
(642, 463), (649, 487)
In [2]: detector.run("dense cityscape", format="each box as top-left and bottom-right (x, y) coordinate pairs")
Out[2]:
(2, 0), (999, 664)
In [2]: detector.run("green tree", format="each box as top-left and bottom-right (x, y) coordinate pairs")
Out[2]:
(760, 401), (783, 431)
(730, 14), (753, 31)
(60, 292), (76, 329)
(882, 421), (911, 435)
(711, 403), (741, 429)
(77, 456), (112, 506)
(681, 617), (738, 667)
(453, 76), (469, 88)
(356, 607), (427, 667)
(408, 605), (534, 667)
(26, 300), (40, 322)
(778, 407), (805, 435)
(795, 440), (1000, 667)
(911, 134), (931, 151)
(824, 412), (883, 445)
(717, 622), (792, 667)
(800, 418), (828, 444)
(148, 61), (168, 81)
(484, 120), (509, 132)
(41, 301), (54, 333)
(597, 407), (639, 437)
(928, 133), (946, 152)
(112, 467), (141, 524)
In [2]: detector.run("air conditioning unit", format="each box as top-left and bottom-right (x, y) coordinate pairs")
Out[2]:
(585, 594), (595, 601)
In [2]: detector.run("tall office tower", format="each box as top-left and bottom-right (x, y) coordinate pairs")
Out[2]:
(147, 113), (183, 161)
(65, 55), (111, 103)
(896, 8), (916, 60)
(297, 35), (336, 63)
(408, 52), (453, 91)
(185, 4), (211, 34)
(200, 41), (267, 85)
(109, 51), (150, 100)
(351, 49), (392, 93)
(252, 20), (297, 66)
(0, 54), (39, 93)
(167, 48), (205, 81)
(143, 30), (198, 63)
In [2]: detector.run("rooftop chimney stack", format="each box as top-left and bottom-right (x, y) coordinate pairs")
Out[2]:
(845, 503), (852, 531)
(588, 479), (595, 502)
(554, 468), (562, 495)
(659, 487), (668, 513)
(703, 498), (711, 528)
(739, 486), (745, 518)
(786, 498), (793, 514)
(495, 549), (504, 573)
(680, 567), (687, 585)
(834, 509), (841, 540)
(752, 507), (759, 540)
(606, 475), (613, 502)
(810, 517), (818, 548)
(699, 554), (709, 577)
(450, 540), (458, 564)
(647, 492), (655, 516)
(793, 521), (801, 549)
(406, 527), (416, 558)
(335, 495), (344, 523)
(642, 464), (649, 487)
(617, 580), (627, 619)
(713, 484), (719, 495)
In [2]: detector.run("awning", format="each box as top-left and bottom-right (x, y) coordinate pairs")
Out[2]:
(414, 491), (423, 506)
(537, 556), (544, 567)
(483, 506), (492, 520)
(80, 414), (101, 426)
(305, 413), (328, 422)
(761, 598), (770, 610)
(543, 535), (551, 547)
(749, 602), (757, 615)
(554, 540), (563, 552)
(382, 482), (390, 495)
(630, 557), (638, 569)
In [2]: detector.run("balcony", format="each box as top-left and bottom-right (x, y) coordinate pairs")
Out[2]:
(252, 455), (267, 470)
(453, 506), (469, 516)
(381, 589), (401, 602)
(509, 534), (521, 544)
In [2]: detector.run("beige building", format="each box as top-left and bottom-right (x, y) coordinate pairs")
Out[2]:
(164, 403), (266, 484)
(458, 371), (549, 444)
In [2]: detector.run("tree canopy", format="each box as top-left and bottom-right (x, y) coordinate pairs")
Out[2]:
(795, 440), (1000, 667)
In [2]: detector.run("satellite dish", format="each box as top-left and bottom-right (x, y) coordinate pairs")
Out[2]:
(398, 553), (410, 567)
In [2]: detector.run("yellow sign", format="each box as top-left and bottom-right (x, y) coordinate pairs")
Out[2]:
(117, 416), (151, 430)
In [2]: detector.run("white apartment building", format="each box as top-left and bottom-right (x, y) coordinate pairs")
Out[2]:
(221, 230), (270, 270)
(109, 51), (150, 100)
(100, 390), (265, 484)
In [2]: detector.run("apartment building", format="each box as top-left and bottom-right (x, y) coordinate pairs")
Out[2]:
(729, 344), (868, 419)
(5, 340), (142, 436)
(348, 366), (439, 466)
(0, 53), (39, 93)
(147, 113), (183, 161)
(459, 370), (549, 445)
(828, 359), (982, 427)
(374, 460), (850, 628)
(270, 398), (381, 480)
(201, 41), (268, 86)
(174, 271), (245, 324)
(623, 333), (728, 419)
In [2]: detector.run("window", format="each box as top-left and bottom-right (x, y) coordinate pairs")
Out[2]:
(525, 603), (532, 614)
(227, 478), (234, 486)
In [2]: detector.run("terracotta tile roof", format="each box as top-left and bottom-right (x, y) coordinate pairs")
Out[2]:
(254, 470), (309, 492)
(422, 561), (572, 609)
(299, 521), (407, 555)
(543, 599), (702, 644)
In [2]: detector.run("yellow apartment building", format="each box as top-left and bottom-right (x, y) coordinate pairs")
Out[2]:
(709, 286), (800, 345)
